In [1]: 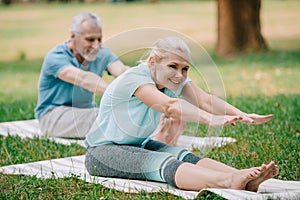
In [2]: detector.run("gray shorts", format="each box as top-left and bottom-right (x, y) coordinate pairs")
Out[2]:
(85, 139), (202, 187)
(39, 106), (98, 138)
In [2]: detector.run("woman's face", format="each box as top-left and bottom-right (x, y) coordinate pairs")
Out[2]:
(151, 52), (190, 91)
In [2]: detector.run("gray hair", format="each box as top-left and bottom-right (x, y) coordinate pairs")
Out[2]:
(148, 37), (191, 62)
(70, 12), (102, 34)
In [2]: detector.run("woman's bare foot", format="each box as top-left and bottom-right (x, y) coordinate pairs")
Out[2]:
(151, 114), (185, 145)
(227, 166), (262, 190)
(151, 114), (172, 143)
(246, 161), (279, 192)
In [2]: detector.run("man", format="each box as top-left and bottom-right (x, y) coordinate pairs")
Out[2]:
(35, 12), (128, 138)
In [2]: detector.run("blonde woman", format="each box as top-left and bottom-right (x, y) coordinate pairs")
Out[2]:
(84, 37), (278, 191)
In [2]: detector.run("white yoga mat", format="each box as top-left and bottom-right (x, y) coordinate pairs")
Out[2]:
(1, 155), (299, 200)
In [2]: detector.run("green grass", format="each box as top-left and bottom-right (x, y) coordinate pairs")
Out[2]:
(207, 95), (299, 180)
(1, 95), (299, 199)
(0, 44), (299, 200)
(0, 135), (86, 166)
(0, 0), (300, 199)
(213, 49), (300, 96)
(1, 52), (299, 199)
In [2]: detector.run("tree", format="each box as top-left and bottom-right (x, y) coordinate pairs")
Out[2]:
(216, 0), (268, 58)
(2, 0), (12, 5)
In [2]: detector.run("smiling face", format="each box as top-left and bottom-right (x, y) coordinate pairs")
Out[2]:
(72, 20), (102, 63)
(149, 52), (190, 91)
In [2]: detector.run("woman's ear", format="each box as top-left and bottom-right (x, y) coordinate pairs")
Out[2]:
(148, 56), (156, 68)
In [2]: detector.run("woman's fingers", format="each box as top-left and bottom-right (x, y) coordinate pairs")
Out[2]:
(241, 114), (273, 124)
(209, 113), (273, 127)
(210, 115), (241, 127)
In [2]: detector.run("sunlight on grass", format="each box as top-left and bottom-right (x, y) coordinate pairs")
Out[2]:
(0, 73), (38, 101)
(0, 0), (299, 61)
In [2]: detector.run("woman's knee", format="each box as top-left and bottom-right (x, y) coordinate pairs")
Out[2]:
(85, 146), (114, 176)
(85, 147), (100, 175)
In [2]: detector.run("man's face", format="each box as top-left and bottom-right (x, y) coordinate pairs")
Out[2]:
(74, 21), (102, 62)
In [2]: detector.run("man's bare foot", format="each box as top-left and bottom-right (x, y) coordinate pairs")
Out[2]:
(246, 161), (279, 192)
(227, 167), (262, 190)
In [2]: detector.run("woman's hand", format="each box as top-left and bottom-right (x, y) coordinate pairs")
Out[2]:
(240, 114), (273, 125)
(209, 115), (242, 127)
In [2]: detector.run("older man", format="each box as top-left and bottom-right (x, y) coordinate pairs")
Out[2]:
(35, 12), (128, 138)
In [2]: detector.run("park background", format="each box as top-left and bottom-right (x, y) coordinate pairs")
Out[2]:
(0, 0), (299, 199)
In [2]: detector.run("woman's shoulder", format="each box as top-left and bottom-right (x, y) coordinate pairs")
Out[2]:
(116, 62), (153, 85)
(126, 62), (150, 76)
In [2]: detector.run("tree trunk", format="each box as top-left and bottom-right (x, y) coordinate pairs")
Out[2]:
(216, 0), (268, 58)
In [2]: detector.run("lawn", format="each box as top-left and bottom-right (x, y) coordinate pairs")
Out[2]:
(0, 0), (299, 199)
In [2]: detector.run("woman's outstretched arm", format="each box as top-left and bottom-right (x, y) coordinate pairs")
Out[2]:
(134, 83), (241, 126)
(181, 82), (273, 125)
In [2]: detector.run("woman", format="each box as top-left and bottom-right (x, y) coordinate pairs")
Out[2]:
(84, 37), (278, 191)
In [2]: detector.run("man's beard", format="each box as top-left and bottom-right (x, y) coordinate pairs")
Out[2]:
(77, 47), (99, 62)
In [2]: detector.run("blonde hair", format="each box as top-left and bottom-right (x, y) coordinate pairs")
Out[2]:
(147, 37), (191, 63)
